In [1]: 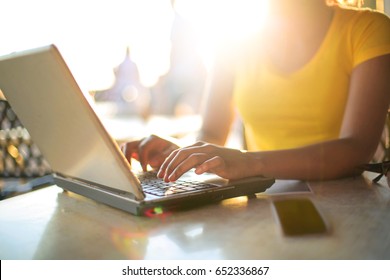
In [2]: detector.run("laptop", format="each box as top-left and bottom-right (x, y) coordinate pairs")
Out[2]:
(0, 44), (274, 215)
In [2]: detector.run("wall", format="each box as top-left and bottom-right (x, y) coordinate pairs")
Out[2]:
(385, 0), (390, 15)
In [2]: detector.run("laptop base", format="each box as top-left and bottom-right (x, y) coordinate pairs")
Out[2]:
(54, 174), (274, 216)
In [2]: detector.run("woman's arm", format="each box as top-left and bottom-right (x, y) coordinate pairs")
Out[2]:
(197, 58), (236, 145)
(158, 54), (390, 182)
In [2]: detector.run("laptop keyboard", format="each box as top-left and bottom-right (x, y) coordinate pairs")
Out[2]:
(138, 171), (215, 197)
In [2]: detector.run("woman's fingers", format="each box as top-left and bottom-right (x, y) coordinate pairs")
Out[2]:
(120, 140), (141, 163)
(163, 153), (214, 182)
(158, 144), (220, 181)
(195, 156), (226, 175)
(157, 143), (255, 181)
(121, 135), (179, 171)
(148, 143), (178, 169)
(138, 136), (159, 171)
(157, 146), (196, 179)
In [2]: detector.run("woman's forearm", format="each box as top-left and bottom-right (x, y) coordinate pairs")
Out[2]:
(249, 137), (374, 181)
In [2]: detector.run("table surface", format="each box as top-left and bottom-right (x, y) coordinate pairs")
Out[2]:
(1, 172), (389, 260)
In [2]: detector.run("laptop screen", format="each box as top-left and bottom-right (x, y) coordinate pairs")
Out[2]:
(0, 45), (144, 199)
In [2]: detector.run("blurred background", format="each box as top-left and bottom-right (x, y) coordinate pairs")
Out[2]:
(0, 0), (268, 117)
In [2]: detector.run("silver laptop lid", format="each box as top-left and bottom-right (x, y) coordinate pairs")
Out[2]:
(0, 44), (144, 200)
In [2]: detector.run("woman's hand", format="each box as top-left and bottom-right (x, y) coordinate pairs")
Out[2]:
(121, 135), (179, 171)
(157, 142), (260, 182)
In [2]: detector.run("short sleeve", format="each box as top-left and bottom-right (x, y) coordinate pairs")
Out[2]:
(351, 10), (390, 67)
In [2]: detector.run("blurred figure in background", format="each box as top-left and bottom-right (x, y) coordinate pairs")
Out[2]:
(94, 47), (150, 118)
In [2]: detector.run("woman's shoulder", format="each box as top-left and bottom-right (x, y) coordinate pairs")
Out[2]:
(333, 4), (390, 44)
(332, 5), (390, 67)
(334, 4), (390, 25)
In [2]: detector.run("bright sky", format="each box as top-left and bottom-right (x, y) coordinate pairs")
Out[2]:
(0, 0), (267, 90)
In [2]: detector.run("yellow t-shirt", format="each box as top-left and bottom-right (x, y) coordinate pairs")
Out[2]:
(233, 6), (390, 151)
